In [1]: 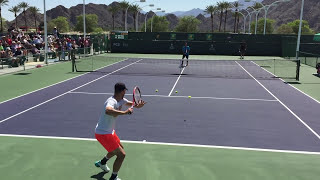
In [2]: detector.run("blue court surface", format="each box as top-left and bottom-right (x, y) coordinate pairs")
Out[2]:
(1, 58), (320, 179)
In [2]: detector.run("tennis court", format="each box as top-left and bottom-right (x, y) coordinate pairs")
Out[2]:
(1, 56), (320, 180)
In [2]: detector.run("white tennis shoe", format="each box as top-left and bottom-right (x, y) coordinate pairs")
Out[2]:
(95, 160), (110, 172)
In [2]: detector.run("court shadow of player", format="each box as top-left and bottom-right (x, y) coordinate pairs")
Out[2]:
(313, 73), (320, 78)
(13, 72), (32, 75)
(90, 171), (108, 180)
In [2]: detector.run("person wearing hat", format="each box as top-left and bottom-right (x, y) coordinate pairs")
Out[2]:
(10, 47), (23, 66)
(11, 41), (17, 54)
(5, 47), (13, 58)
(53, 27), (59, 39)
(94, 82), (145, 180)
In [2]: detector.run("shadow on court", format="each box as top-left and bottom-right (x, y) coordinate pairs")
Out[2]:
(90, 171), (108, 180)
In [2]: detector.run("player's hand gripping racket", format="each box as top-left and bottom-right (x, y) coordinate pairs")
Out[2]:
(128, 86), (142, 114)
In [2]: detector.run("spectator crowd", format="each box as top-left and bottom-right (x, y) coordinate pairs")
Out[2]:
(0, 25), (92, 67)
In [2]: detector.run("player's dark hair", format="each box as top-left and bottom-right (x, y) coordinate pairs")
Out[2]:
(114, 83), (127, 94)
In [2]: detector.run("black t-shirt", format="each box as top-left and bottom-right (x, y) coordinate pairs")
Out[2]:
(240, 43), (246, 51)
(14, 50), (22, 56)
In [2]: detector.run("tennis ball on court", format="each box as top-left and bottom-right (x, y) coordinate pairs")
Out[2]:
(175, 91), (178, 93)
(155, 89), (158, 92)
(188, 96), (191, 98)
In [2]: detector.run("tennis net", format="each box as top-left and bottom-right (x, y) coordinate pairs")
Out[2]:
(74, 57), (300, 80)
(298, 51), (320, 68)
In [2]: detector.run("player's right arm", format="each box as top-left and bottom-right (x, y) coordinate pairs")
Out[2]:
(106, 106), (133, 117)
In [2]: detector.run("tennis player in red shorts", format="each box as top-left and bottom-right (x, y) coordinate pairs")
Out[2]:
(95, 83), (145, 180)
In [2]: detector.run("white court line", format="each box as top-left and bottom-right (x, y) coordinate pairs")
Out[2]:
(1, 134), (320, 155)
(168, 67), (185, 96)
(0, 59), (143, 125)
(236, 61), (320, 140)
(0, 58), (129, 105)
(68, 91), (277, 102)
(251, 61), (320, 104)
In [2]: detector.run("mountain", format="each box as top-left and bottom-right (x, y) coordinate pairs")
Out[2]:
(171, 8), (205, 17)
(7, 0), (320, 33)
(238, 0), (263, 8)
(262, 0), (320, 31)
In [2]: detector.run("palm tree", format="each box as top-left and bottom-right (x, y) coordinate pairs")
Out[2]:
(9, 5), (21, 29)
(129, 4), (141, 31)
(250, 3), (263, 33)
(119, 1), (130, 30)
(29, 6), (40, 30)
(0, 0), (9, 32)
(223, 2), (231, 32)
(237, 13), (240, 33)
(217, 2), (224, 32)
(18, 2), (29, 31)
(108, 4), (120, 30)
(232, 2), (240, 33)
(251, 2), (263, 18)
(205, 5), (217, 33)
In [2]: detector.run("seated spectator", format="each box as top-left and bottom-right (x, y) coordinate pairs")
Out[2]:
(0, 42), (5, 58)
(5, 47), (13, 58)
(17, 41), (22, 49)
(31, 44), (40, 61)
(12, 47), (23, 66)
(33, 36), (42, 49)
(14, 47), (22, 57)
(11, 41), (17, 54)
(6, 35), (12, 47)
(48, 45), (56, 59)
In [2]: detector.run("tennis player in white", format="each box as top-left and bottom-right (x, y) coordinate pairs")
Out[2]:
(95, 82), (145, 180)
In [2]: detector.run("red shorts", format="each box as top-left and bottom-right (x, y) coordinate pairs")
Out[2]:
(95, 132), (121, 152)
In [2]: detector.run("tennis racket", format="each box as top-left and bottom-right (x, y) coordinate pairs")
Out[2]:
(129, 86), (142, 114)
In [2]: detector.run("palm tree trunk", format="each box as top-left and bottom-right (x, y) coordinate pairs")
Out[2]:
(15, 13), (18, 29)
(224, 10), (228, 32)
(219, 10), (223, 32)
(123, 11), (126, 30)
(234, 12), (237, 33)
(211, 14), (213, 33)
(24, 11), (27, 31)
(112, 15), (115, 30)
(237, 15), (240, 33)
(133, 15), (136, 31)
(0, 8), (3, 33)
(34, 15), (37, 30)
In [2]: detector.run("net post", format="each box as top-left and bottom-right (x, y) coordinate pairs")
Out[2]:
(296, 59), (300, 81)
(274, 59), (276, 76)
(91, 54), (94, 71)
(72, 54), (75, 72)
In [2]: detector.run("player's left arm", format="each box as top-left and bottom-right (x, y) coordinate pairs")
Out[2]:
(126, 101), (133, 106)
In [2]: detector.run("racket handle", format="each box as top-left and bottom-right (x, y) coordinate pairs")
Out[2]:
(128, 105), (134, 115)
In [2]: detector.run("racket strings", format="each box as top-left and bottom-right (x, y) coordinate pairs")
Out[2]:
(134, 90), (141, 104)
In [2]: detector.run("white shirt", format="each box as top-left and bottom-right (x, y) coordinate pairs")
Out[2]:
(95, 96), (129, 134)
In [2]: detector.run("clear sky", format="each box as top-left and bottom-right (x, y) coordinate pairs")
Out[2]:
(2, 0), (237, 21)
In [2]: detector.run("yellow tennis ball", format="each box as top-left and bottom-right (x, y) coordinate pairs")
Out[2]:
(188, 96), (191, 98)
(175, 91), (178, 93)
(155, 89), (158, 92)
